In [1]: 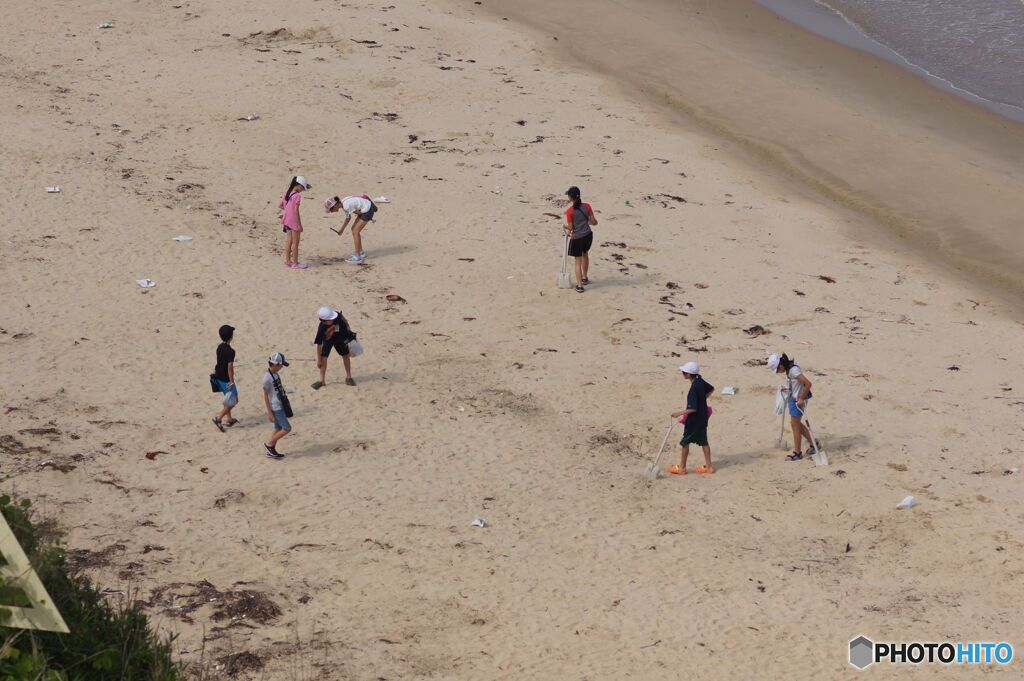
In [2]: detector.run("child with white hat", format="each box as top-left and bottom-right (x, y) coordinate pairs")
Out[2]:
(669, 361), (716, 475)
(768, 352), (815, 461)
(279, 175), (312, 269)
(312, 306), (357, 389)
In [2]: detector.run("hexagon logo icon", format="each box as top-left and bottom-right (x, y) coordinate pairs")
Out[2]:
(849, 635), (875, 669)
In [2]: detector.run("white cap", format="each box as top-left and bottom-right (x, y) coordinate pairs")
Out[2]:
(295, 175), (312, 190)
(679, 362), (700, 376)
(317, 306), (339, 321)
(268, 352), (289, 367)
(767, 354), (781, 373)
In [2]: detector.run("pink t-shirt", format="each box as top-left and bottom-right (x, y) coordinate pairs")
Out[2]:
(280, 192), (302, 232)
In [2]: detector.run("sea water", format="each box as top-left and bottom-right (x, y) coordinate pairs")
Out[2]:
(757, 0), (1024, 120)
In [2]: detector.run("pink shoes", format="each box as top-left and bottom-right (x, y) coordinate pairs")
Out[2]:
(290, 262), (309, 269)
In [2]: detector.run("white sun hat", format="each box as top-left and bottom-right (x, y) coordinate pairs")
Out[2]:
(295, 175), (312, 190)
(679, 362), (700, 376)
(317, 306), (339, 321)
(767, 354), (781, 373)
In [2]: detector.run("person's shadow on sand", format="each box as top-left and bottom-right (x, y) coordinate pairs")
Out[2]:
(306, 244), (416, 266)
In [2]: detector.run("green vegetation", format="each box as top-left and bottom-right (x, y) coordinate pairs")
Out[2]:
(0, 495), (183, 680)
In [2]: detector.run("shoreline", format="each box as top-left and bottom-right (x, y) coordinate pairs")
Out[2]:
(472, 0), (1024, 310)
(753, 0), (1024, 124)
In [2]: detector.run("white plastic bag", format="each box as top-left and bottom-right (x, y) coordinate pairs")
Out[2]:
(348, 339), (364, 357)
(774, 387), (786, 416)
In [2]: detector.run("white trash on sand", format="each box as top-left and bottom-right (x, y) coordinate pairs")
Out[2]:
(374, 196), (391, 203)
(896, 495), (917, 510)
(135, 279), (156, 288)
(45, 186), (61, 193)
(98, 22), (114, 29)
(172, 235), (193, 242)
(721, 386), (737, 395)
(470, 517), (488, 528)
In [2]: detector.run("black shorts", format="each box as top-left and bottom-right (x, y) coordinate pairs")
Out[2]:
(568, 232), (593, 257)
(357, 203), (377, 222)
(320, 338), (350, 357)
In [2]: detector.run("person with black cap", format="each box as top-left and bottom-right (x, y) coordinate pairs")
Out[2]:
(212, 324), (237, 432)
(563, 186), (597, 293)
(262, 352), (292, 459)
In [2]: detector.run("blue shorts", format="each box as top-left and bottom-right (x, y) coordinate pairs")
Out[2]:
(787, 397), (809, 418)
(272, 410), (291, 432)
(217, 380), (238, 407)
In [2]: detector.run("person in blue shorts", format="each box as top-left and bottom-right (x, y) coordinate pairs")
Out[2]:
(768, 353), (814, 461)
(212, 324), (238, 432)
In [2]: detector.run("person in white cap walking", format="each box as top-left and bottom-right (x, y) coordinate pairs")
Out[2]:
(312, 306), (357, 389)
(262, 353), (292, 459)
(279, 175), (312, 269)
(768, 352), (815, 460)
(669, 361), (716, 475)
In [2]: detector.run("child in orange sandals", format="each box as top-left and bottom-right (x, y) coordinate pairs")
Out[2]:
(669, 361), (715, 475)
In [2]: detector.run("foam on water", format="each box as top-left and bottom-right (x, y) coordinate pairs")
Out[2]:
(757, 0), (1024, 121)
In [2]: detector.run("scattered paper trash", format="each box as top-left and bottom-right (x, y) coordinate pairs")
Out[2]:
(172, 235), (193, 242)
(896, 495), (917, 510)
(374, 196), (391, 203)
(721, 386), (737, 395)
(135, 279), (156, 288)
(470, 517), (487, 528)
(98, 22), (114, 29)
(45, 186), (61, 193)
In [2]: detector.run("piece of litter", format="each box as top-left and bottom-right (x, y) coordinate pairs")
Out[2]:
(244, 113), (260, 121)
(470, 517), (487, 528)
(172, 235), (193, 242)
(374, 196), (391, 203)
(135, 279), (156, 288)
(721, 386), (737, 395)
(1004, 468), (1019, 476)
(98, 22), (114, 29)
(45, 186), (61, 193)
(896, 495), (917, 510)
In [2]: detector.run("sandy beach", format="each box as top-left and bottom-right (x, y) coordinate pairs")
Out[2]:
(3, 0), (1023, 678)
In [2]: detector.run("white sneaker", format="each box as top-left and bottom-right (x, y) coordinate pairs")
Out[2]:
(345, 254), (363, 264)
(359, 250), (366, 258)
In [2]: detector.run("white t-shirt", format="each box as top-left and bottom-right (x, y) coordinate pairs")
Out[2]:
(787, 366), (806, 400)
(262, 371), (285, 412)
(341, 196), (372, 216)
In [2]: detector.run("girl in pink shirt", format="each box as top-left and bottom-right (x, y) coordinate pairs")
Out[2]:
(279, 175), (311, 269)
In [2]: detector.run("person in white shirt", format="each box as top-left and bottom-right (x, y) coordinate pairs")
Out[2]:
(768, 353), (815, 461)
(325, 195), (379, 263)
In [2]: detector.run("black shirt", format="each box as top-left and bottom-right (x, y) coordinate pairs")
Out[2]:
(314, 314), (353, 348)
(684, 376), (714, 432)
(214, 343), (235, 382)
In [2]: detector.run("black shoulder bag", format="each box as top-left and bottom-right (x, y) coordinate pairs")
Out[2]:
(271, 373), (294, 418)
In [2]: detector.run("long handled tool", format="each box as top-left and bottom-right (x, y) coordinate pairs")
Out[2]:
(644, 420), (676, 480)
(794, 404), (827, 466)
(776, 412), (788, 450)
(556, 234), (573, 289)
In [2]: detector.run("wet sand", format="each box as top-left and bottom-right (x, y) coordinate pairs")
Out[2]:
(479, 0), (1024, 306)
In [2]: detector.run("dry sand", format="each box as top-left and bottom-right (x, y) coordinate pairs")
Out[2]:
(2, 0), (1023, 678)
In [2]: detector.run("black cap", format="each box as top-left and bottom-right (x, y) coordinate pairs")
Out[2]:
(566, 186), (581, 198)
(218, 325), (235, 342)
